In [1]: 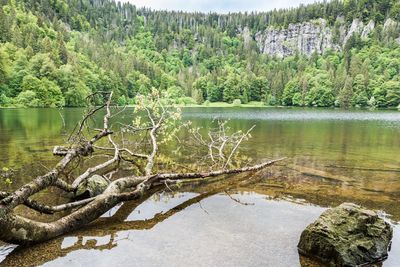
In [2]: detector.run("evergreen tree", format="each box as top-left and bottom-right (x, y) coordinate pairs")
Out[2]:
(338, 76), (354, 108)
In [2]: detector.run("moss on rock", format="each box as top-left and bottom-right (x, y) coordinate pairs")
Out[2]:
(298, 202), (393, 267)
(76, 175), (110, 199)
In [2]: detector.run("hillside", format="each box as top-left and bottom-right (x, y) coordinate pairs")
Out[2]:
(0, 0), (399, 108)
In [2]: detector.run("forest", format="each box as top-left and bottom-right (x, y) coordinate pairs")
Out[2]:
(0, 0), (399, 108)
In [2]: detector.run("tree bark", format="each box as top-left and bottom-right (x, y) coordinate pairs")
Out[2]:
(0, 158), (284, 245)
(0, 92), (285, 245)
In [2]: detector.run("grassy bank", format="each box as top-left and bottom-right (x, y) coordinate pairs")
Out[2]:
(178, 101), (270, 108)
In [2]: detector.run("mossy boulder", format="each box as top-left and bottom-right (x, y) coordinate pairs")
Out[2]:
(75, 175), (110, 199)
(298, 203), (393, 267)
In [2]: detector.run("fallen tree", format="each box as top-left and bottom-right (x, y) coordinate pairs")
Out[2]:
(0, 90), (284, 245)
(1, 173), (261, 266)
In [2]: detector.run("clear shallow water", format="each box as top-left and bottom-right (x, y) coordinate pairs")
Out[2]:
(43, 193), (326, 267)
(0, 107), (399, 266)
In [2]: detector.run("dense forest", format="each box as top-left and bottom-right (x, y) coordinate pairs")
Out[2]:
(0, 0), (399, 108)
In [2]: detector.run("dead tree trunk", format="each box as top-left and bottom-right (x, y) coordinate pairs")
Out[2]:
(0, 91), (285, 245)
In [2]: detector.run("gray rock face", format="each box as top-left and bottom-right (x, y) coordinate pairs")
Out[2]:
(343, 19), (376, 43)
(254, 19), (337, 58)
(361, 20), (375, 39)
(250, 18), (400, 58)
(383, 18), (398, 32)
(298, 203), (393, 267)
(241, 26), (252, 50)
(343, 18), (364, 44)
(76, 174), (110, 199)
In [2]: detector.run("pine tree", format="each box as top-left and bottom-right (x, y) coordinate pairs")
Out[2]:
(338, 76), (354, 108)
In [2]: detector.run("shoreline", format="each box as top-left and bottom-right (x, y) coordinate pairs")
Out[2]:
(0, 101), (399, 111)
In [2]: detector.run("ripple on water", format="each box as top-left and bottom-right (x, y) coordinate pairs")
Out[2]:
(183, 107), (400, 124)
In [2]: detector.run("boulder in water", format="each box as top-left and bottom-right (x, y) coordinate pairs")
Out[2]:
(298, 202), (393, 266)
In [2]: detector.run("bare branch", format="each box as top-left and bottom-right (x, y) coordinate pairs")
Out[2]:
(71, 92), (119, 189)
(0, 89), (286, 246)
(224, 125), (255, 169)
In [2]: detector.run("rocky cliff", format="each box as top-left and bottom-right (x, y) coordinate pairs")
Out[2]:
(254, 19), (337, 58)
(250, 18), (398, 58)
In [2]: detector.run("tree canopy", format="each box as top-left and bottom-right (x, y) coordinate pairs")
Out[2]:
(0, 0), (399, 108)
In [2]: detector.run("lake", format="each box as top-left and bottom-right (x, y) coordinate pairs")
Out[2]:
(0, 107), (400, 266)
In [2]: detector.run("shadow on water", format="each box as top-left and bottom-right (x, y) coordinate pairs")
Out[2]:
(0, 107), (400, 266)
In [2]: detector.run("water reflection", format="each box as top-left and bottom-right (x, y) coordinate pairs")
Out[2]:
(0, 191), (326, 267)
(184, 107), (400, 123)
(1, 190), (399, 267)
(0, 107), (399, 266)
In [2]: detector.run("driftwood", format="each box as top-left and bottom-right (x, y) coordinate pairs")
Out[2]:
(0, 91), (284, 245)
(0, 171), (261, 266)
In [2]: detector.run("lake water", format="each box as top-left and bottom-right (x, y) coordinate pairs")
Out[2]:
(0, 107), (400, 266)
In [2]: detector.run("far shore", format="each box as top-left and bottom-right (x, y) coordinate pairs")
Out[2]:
(1, 101), (400, 110)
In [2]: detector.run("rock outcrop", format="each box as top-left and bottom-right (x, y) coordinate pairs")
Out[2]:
(250, 18), (398, 58)
(361, 20), (375, 39)
(383, 18), (398, 32)
(76, 174), (110, 199)
(343, 19), (376, 43)
(254, 19), (337, 58)
(298, 203), (393, 267)
(241, 26), (253, 50)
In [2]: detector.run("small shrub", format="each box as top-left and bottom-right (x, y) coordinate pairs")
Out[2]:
(0, 94), (10, 106)
(232, 99), (241, 107)
(265, 94), (277, 106)
(127, 98), (136, 105)
(292, 93), (303, 106)
(177, 97), (196, 105)
(367, 96), (377, 108)
(117, 95), (127, 106)
(16, 90), (40, 107)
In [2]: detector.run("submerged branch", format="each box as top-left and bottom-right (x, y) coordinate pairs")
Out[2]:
(0, 91), (285, 245)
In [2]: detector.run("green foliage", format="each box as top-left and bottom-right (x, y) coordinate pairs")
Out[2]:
(292, 92), (304, 106)
(0, 0), (399, 109)
(282, 79), (300, 106)
(306, 87), (335, 107)
(177, 97), (196, 105)
(352, 74), (368, 107)
(265, 94), (277, 106)
(338, 76), (354, 108)
(65, 81), (90, 107)
(0, 93), (10, 106)
(193, 89), (204, 104)
(21, 75), (64, 107)
(305, 71), (336, 107)
(223, 73), (241, 103)
(248, 76), (269, 101)
(384, 80), (400, 107)
(16, 90), (39, 107)
(167, 86), (184, 99)
(117, 95), (127, 106)
(0, 50), (8, 85)
(207, 83), (222, 102)
(372, 86), (387, 107)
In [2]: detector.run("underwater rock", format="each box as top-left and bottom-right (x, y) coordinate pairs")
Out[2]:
(76, 174), (110, 199)
(298, 202), (392, 267)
